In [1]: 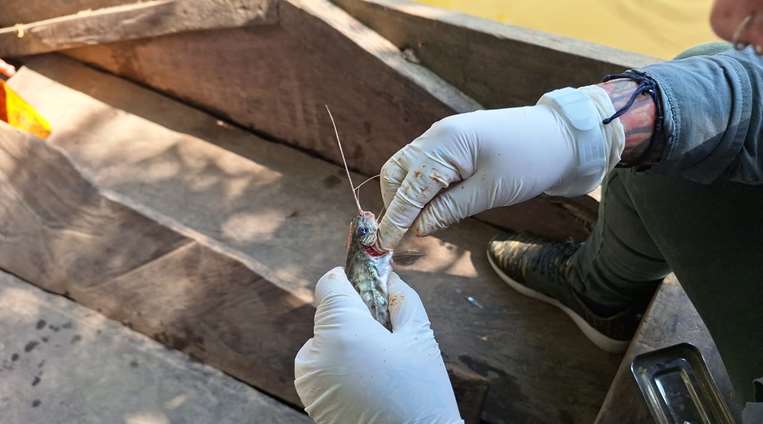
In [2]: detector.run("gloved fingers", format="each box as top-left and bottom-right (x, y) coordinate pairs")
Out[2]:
(0, 59), (16, 78)
(294, 337), (316, 379)
(379, 152), (407, 209)
(378, 157), (460, 250)
(388, 272), (432, 332)
(294, 338), (335, 419)
(313, 267), (374, 328)
(414, 175), (527, 236)
(412, 176), (481, 236)
(378, 150), (412, 251)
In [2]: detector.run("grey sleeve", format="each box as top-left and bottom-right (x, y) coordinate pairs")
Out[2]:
(640, 48), (762, 184)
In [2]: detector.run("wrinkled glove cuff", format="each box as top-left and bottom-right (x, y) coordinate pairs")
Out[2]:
(537, 86), (624, 197)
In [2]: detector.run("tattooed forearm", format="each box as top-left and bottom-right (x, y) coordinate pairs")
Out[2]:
(598, 79), (657, 165)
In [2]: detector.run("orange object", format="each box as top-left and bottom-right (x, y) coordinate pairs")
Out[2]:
(0, 80), (51, 139)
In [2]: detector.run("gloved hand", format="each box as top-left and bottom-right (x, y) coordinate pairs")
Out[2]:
(377, 86), (625, 250)
(294, 267), (462, 424)
(0, 59), (15, 78)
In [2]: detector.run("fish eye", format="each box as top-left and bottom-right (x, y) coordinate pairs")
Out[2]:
(357, 226), (369, 236)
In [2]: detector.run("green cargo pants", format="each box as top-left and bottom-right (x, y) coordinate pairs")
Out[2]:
(569, 43), (763, 406)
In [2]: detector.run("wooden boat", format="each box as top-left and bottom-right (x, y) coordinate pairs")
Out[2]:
(0, 1), (741, 422)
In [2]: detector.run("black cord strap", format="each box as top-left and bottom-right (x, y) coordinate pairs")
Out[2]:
(601, 70), (665, 168)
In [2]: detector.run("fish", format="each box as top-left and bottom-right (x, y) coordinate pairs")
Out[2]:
(345, 210), (394, 328)
(325, 105), (394, 328)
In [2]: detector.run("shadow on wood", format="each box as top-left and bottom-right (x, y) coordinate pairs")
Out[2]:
(8, 55), (623, 423)
(0, 121), (315, 409)
(60, 0), (598, 240)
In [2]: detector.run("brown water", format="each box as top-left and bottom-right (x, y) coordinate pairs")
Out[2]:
(417, 0), (719, 59)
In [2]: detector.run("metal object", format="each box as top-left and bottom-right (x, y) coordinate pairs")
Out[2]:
(631, 343), (734, 424)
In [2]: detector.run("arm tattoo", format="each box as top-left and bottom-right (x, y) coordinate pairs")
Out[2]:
(598, 79), (657, 164)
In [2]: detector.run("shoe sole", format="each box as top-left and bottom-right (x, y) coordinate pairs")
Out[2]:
(487, 251), (629, 354)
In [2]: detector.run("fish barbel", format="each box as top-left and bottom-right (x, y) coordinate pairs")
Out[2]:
(345, 210), (393, 328)
(323, 104), (394, 327)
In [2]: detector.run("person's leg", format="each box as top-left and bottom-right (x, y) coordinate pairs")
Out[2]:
(572, 40), (762, 402)
(488, 170), (666, 353)
(555, 41), (737, 313)
(570, 163), (763, 402)
(489, 41), (762, 400)
(497, 165), (763, 403)
(569, 41), (734, 312)
(616, 169), (763, 403)
(569, 169), (669, 313)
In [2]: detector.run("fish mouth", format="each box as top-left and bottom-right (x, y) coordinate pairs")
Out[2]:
(363, 241), (389, 257)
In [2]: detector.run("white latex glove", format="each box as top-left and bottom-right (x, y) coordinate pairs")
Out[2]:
(294, 267), (462, 424)
(378, 86), (624, 250)
(0, 59), (15, 78)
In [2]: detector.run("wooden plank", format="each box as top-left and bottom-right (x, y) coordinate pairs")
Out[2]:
(333, 0), (658, 108)
(447, 365), (489, 424)
(312, 0), (605, 237)
(62, 0), (596, 240)
(10, 55), (622, 423)
(595, 276), (742, 423)
(0, 270), (313, 424)
(0, 116), (472, 422)
(0, 0), (277, 58)
(65, 0), (479, 178)
(0, 121), (315, 408)
(0, 0), (128, 27)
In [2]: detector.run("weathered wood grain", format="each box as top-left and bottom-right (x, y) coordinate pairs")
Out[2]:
(0, 0), (277, 58)
(62, 0), (597, 240)
(595, 276), (742, 423)
(0, 0), (128, 27)
(333, 0), (658, 108)
(11, 55), (622, 423)
(64, 0), (478, 177)
(448, 365), (489, 424)
(0, 270), (313, 424)
(0, 121), (315, 408)
(0, 116), (487, 419)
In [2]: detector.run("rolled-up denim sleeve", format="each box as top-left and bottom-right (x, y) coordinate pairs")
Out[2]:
(640, 48), (762, 184)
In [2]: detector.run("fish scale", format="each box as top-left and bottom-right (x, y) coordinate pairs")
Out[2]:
(345, 211), (393, 328)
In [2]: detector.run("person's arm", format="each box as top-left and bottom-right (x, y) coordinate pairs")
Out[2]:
(377, 82), (628, 249)
(635, 48), (763, 184)
(598, 79), (656, 165)
(583, 45), (763, 184)
(376, 49), (763, 249)
(0, 59), (15, 78)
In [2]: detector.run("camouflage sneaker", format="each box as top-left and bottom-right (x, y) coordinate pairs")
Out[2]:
(487, 233), (643, 353)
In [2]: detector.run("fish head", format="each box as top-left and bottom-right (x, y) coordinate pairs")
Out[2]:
(351, 210), (378, 247)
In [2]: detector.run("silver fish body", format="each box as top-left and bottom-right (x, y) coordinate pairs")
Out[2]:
(345, 210), (393, 328)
